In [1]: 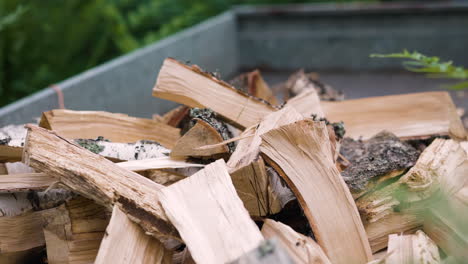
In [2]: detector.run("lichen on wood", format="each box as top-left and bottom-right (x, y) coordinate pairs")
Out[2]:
(340, 131), (420, 192)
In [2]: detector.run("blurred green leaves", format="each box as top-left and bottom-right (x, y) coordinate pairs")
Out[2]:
(371, 50), (468, 90)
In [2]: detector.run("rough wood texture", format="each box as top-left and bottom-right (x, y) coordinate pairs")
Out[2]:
(0, 210), (46, 253)
(160, 159), (264, 264)
(229, 239), (294, 264)
(117, 157), (204, 172)
(365, 213), (423, 253)
(40, 109), (180, 148)
(171, 119), (229, 158)
(153, 58), (276, 129)
(23, 125), (178, 240)
(230, 70), (279, 105)
(386, 230), (440, 264)
(42, 196), (109, 264)
(260, 120), (373, 264)
(0, 125), (26, 162)
(261, 219), (331, 264)
(95, 205), (172, 264)
(322, 92), (466, 140)
(283, 70), (344, 101)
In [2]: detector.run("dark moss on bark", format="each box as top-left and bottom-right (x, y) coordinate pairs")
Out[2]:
(311, 114), (346, 141)
(340, 131), (420, 192)
(75, 136), (109, 154)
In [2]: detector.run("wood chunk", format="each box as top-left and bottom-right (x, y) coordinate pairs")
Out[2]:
(42, 196), (109, 264)
(340, 131), (420, 194)
(261, 219), (331, 264)
(230, 70), (279, 105)
(117, 157), (204, 172)
(0, 163), (6, 174)
(260, 120), (372, 264)
(386, 230), (440, 264)
(0, 125), (26, 162)
(0, 173), (56, 193)
(153, 58), (277, 129)
(23, 125), (178, 240)
(0, 210), (46, 253)
(153, 106), (190, 127)
(75, 138), (170, 161)
(283, 70), (344, 101)
(95, 205), (172, 264)
(229, 239), (294, 264)
(171, 119), (229, 158)
(322, 92), (467, 140)
(40, 109), (181, 148)
(365, 213), (423, 253)
(0, 190), (74, 217)
(284, 89), (324, 118)
(159, 159), (264, 264)
(230, 157), (282, 217)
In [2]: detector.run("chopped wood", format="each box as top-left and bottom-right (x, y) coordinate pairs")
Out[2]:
(117, 156), (204, 172)
(95, 205), (172, 264)
(0, 173), (55, 193)
(365, 213), (423, 253)
(284, 88), (324, 118)
(260, 120), (372, 264)
(0, 190), (74, 217)
(75, 137), (170, 161)
(0, 210), (46, 253)
(229, 239), (294, 264)
(171, 118), (229, 158)
(153, 106), (190, 127)
(39, 109), (181, 148)
(0, 125), (26, 162)
(261, 219), (331, 264)
(42, 196), (109, 264)
(321, 92), (467, 140)
(153, 58), (277, 129)
(159, 159), (264, 264)
(283, 70), (344, 101)
(230, 70), (280, 105)
(23, 125), (178, 240)
(0, 163), (6, 174)
(386, 230), (440, 264)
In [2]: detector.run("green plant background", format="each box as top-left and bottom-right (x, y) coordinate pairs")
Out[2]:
(0, 0), (379, 107)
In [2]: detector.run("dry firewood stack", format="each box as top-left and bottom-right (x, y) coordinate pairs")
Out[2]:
(1, 58), (467, 264)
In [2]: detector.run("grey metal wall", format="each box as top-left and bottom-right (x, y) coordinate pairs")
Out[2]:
(237, 3), (468, 71)
(0, 11), (238, 126)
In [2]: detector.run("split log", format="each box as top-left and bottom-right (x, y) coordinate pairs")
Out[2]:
(386, 230), (440, 264)
(260, 120), (373, 264)
(321, 92), (467, 140)
(153, 106), (190, 127)
(283, 70), (344, 101)
(39, 109), (181, 148)
(0, 210), (46, 253)
(0, 190), (74, 217)
(42, 196), (109, 263)
(95, 205), (172, 264)
(153, 58), (277, 129)
(365, 213), (423, 253)
(230, 70), (279, 105)
(261, 219), (331, 264)
(0, 164), (6, 174)
(0, 125), (26, 162)
(0, 173), (55, 193)
(159, 159), (264, 264)
(229, 239), (294, 264)
(284, 88), (324, 118)
(227, 107), (304, 216)
(23, 125), (178, 240)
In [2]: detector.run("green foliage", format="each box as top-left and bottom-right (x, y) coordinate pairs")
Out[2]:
(371, 50), (468, 90)
(1, 0), (372, 107)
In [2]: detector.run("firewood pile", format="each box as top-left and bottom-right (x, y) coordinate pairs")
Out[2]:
(1, 58), (467, 264)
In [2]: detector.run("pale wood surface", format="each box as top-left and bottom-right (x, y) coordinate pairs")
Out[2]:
(40, 109), (181, 148)
(322, 91), (466, 140)
(260, 120), (372, 264)
(153, 58), (276, 129)
(261, 219), (331, 264)
(5, 162), (34, 174)
(284, 89), (324, 118)
(23, 125), (178, 239)
(0, 209), (46, 253)
(95, 205), (172, 264)
(171, 119), (229, 157)
(365, 213), (422, 253)
(0, 125), (26, 161)
(0, 173), (56, 192)
(160, 159), (264, 264)
(386, 230), (440, 264)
